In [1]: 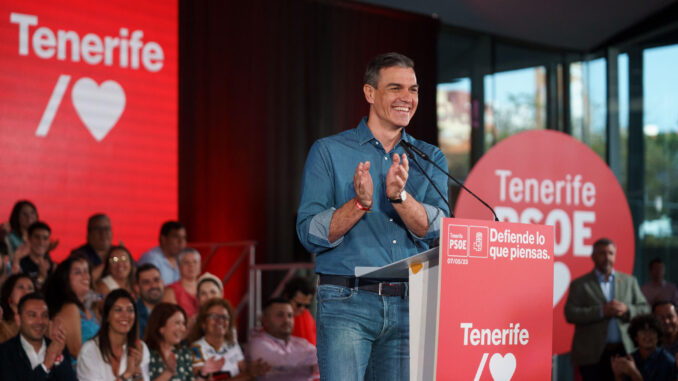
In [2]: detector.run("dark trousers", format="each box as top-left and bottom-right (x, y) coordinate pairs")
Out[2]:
(579, 343), (626, 381)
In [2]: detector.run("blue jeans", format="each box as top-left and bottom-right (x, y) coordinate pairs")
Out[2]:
(316, 283), (409, 381)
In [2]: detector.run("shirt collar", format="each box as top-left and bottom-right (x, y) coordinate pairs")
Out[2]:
(356, 117), (412, 147)
(20, 334), (46, 359)
(594, 268), (615, 282)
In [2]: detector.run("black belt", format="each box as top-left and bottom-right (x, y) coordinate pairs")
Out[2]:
(318, 274), (408, 298)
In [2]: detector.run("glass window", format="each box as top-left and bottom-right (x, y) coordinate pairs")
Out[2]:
(437, 79), (471, 179)
(640, 45), (678, 244)
(619, 53), (629, 190)
(570, 58), (606, 160)
(484, 67), (546, 151)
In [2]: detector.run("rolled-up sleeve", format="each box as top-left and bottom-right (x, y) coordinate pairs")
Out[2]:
(296, 141), (343, 253)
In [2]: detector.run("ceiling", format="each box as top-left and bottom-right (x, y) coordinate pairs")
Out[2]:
(354, 0), (677, 51)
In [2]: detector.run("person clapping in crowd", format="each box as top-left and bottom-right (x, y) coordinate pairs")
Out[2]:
(96, 246), (136, 299)
(44, 253), (100, 359)
(4, 200), (39, 254)
(77, 289), (150, 380)
(189, 298), (269, 380)
(247, 298), (317, 381)
(0, 273), (35, 343)
(0, 292), (76, 380)
(611, 314), (677, 381)
(145, 303), (223, 380)
(163, 248), (201, 318)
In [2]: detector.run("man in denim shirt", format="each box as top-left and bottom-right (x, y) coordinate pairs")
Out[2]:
(296, 52), (449, 380)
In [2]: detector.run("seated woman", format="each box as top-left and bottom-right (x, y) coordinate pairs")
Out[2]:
(196, 273), (223, 306)
(145, 303), (223, 380)
(44, 253), (100, 359)
(5, 200), (38, 254)
(611, 313), (677, 381)
(0, 274), (34, 343)
(96, 246), (136, 298)
(188, 298), (268, 380)
(77, 289), (150, 380)
(162, 249), (201, 318)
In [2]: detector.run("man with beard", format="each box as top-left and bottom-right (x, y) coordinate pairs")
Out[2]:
(0, 292), (76, 380)
(135, 263), (165, 338)
(247, 298), (317, 381)
(565, 238), (649, 381)
(653, 300), (678, 356)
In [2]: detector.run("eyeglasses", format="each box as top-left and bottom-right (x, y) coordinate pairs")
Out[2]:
(207, 314), (230, 322)
(109, 256), (129, 264)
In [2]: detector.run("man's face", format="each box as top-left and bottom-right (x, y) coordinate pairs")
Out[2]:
(262, 302), (294, 341)
(654, 303), (678, 337)
(17, 299), (49, 342)
(160, 228), (187, 258)
(364, 66), (418, 130)
(592, 243), (616, 276)
(28, 228), (50, 257)
(289, 291), (312, 317)
(88, 216), (112, 252)
(650, 262), (665, 283)
(138, 269), (164, 305)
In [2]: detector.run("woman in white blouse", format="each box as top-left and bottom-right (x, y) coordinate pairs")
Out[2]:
(78, 289), (150, 381)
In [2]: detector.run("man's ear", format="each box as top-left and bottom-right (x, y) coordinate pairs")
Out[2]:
(363, 84), (375, 104)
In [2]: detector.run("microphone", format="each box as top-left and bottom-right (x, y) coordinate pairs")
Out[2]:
(400, 139), (499, 221)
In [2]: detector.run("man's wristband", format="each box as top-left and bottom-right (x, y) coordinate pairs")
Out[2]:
(354, 198), (371, 212)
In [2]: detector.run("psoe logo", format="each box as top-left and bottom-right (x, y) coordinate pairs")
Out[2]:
(469, 226), (489, 258)
(447, 225), (469, 258)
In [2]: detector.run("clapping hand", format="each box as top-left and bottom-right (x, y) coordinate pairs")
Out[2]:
(201, 356), (226, 374)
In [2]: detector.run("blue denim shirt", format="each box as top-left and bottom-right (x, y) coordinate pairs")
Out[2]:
(296, 118), (449, 275)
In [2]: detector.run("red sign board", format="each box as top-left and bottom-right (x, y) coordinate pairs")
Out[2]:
(0, 0), (178, 260)
(454, 130), (635, 354)
(436, 218), (554, 380)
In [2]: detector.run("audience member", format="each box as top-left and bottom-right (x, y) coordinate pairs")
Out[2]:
(0, 292), (76, 380)
(564, 237), (649, 381)
(5, 200), (38, 253)
(136, 264), (165, 338)
(77, 289), (150, 380)
(248, 298), (317, 381)
(282, 276), (316, 346)
(145, 303), (222, 380)
(163, 248), (201, 318)
(96, 245), (136, 299)
(0, 273), (35, 343)
(71, 213), (113, 281)
(18, 221), (54, 288)
(196, 273), (223, 306)
(611, 314), (677, 381)
(189, 298), (268, 380)
(641, 258), (678, 308)
(138, 221), (187, 285)
(44, 253), (100, 359)
(653, 301), (678, 355)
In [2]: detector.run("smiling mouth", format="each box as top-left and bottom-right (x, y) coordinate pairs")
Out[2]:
(394, 106), (410, 112)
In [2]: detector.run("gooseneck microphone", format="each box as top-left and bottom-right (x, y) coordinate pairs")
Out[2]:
(400, 139), (499, 221)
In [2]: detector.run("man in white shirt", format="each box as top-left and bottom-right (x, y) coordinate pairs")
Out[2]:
(0, 292), (76, 380)
(247, 298), (318, 381)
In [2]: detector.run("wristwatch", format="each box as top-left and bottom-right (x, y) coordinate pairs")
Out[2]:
(388, 190), (407, 204)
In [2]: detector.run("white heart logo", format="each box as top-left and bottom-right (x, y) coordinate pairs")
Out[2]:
(71, 78), (125, 141)
(553, 261), (571, 307)
(489, 353), (516, 381)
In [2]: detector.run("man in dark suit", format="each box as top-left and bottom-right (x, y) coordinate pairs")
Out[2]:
(564, 237), (649, 381)
(0, 292), (76, 380)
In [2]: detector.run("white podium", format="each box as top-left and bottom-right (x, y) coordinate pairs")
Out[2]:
(355, 246), (440, 381)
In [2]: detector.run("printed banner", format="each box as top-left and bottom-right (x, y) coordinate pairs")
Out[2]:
(436, 218), (554, 380)
(454, 130), (635, 354)
(0, 0), (178, 260)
